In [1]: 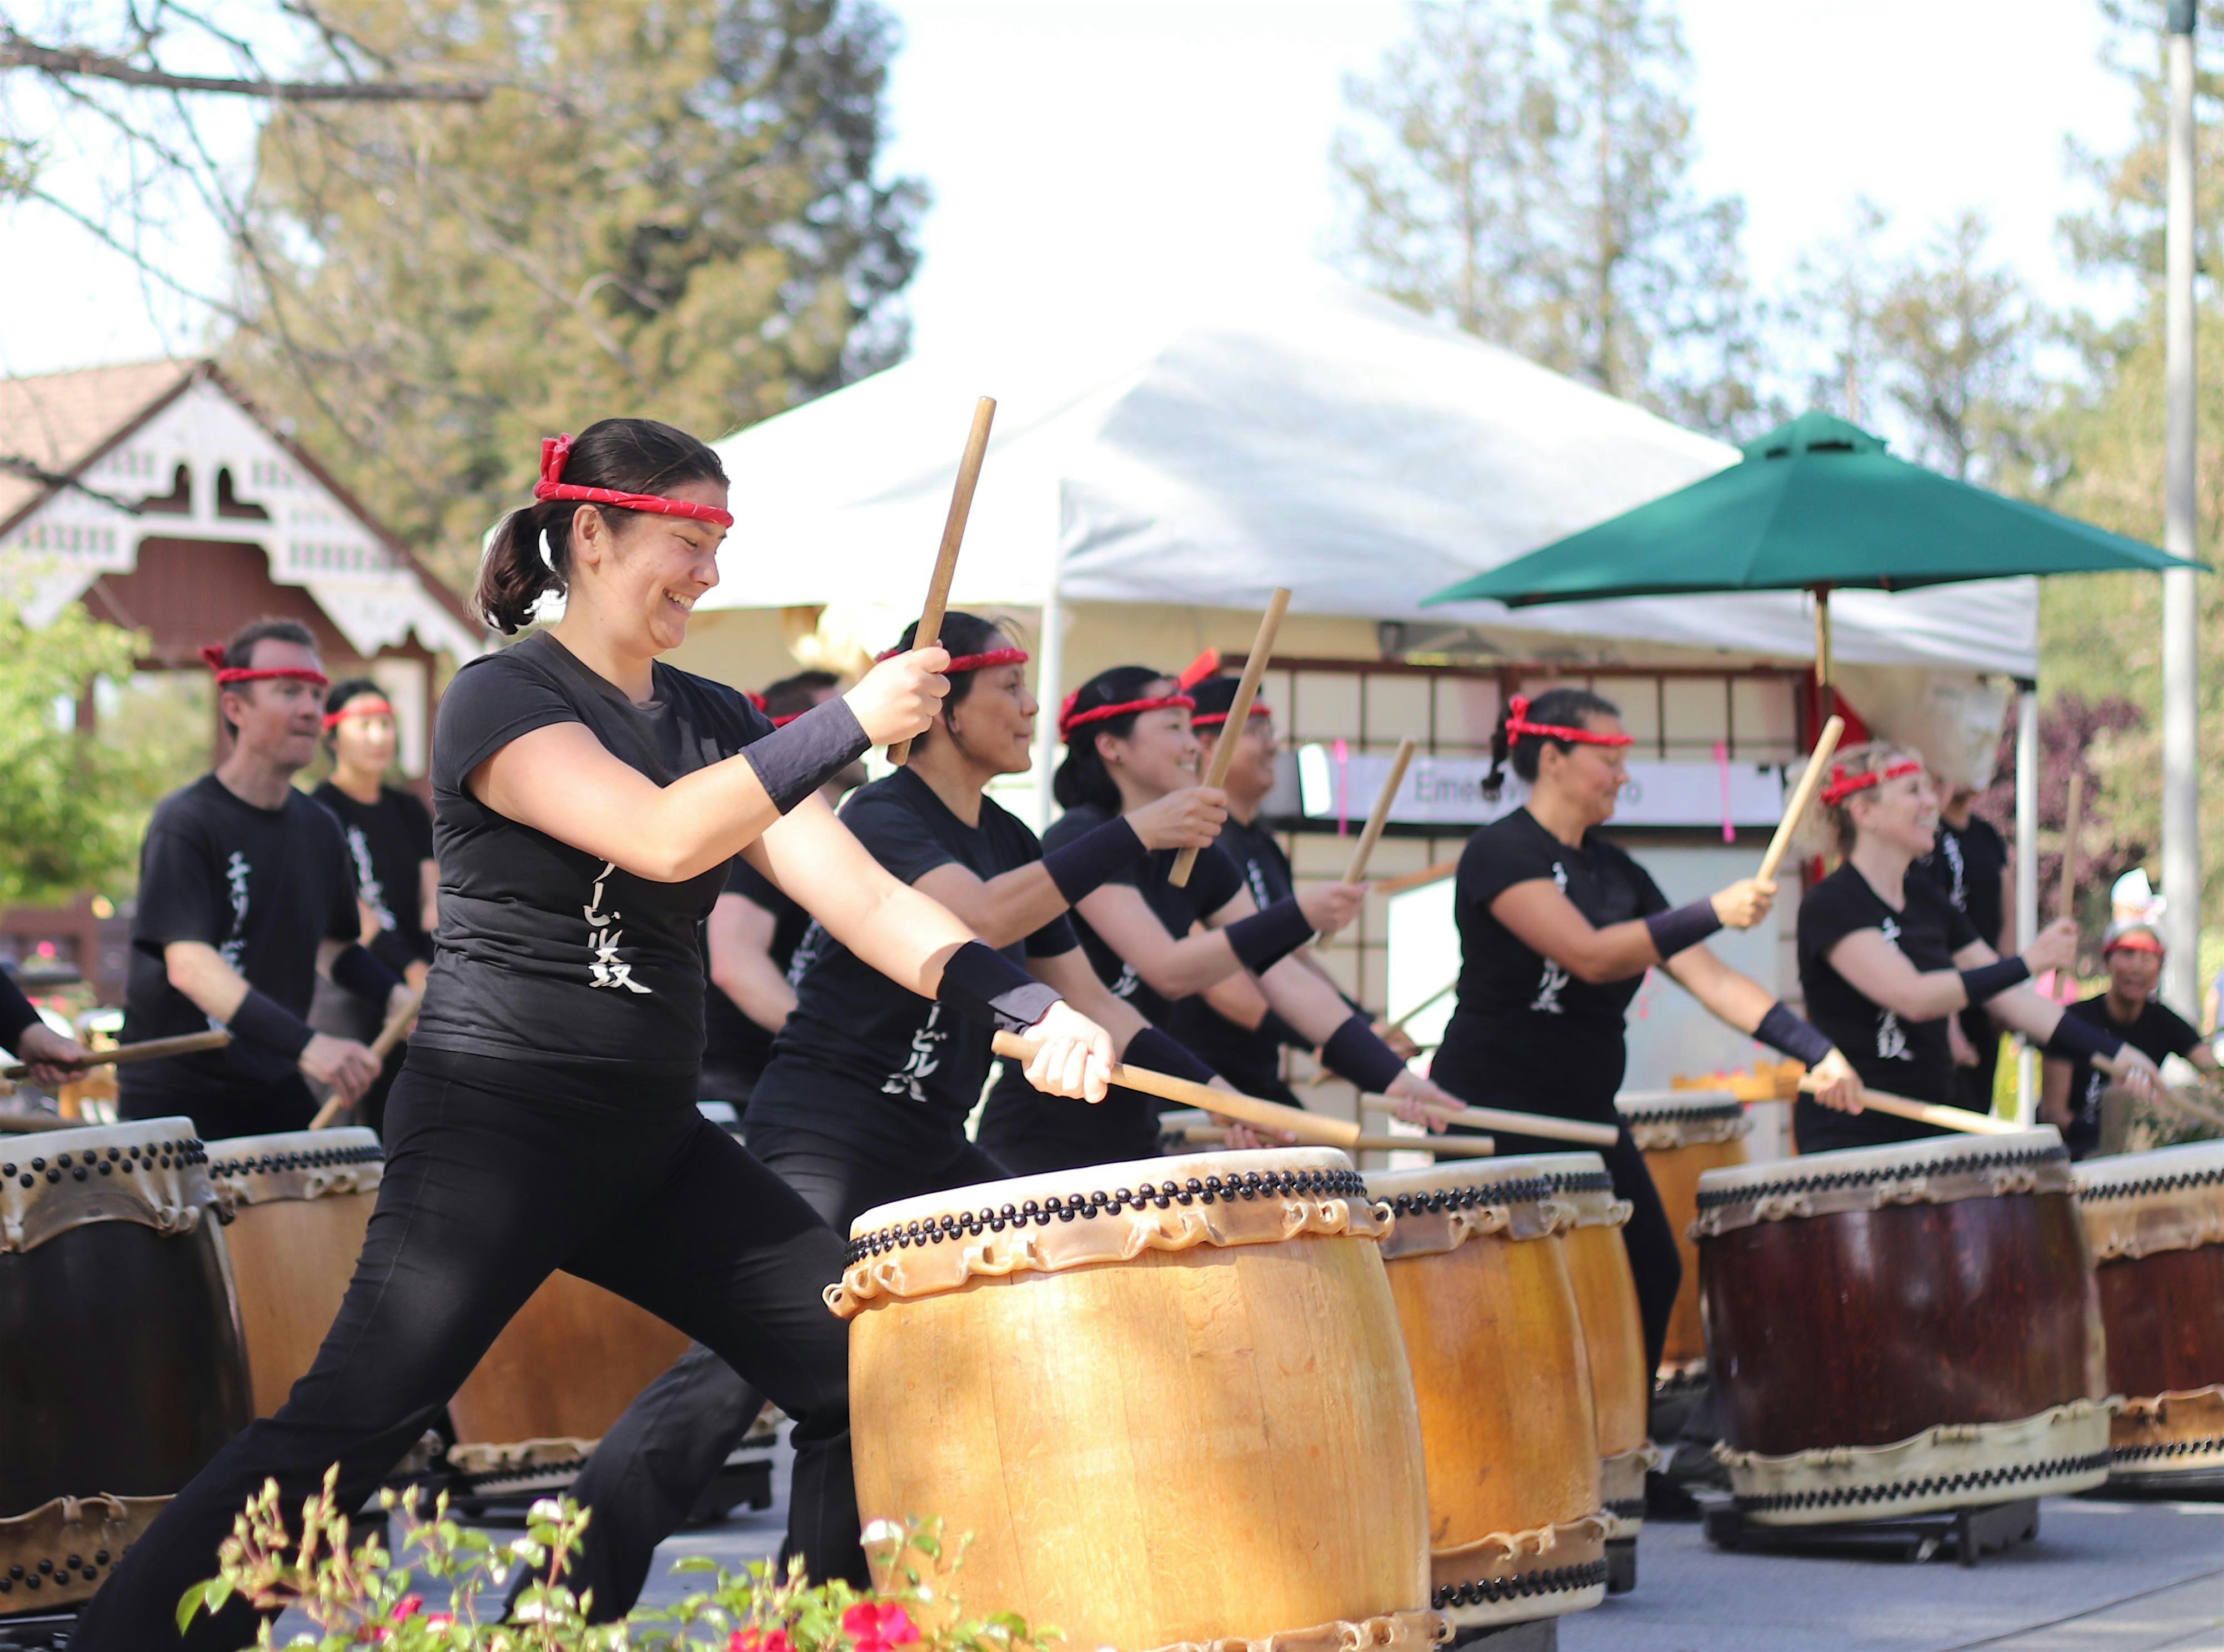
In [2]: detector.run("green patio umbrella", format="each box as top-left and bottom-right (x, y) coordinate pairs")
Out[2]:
(1423, 410), (2201, 685)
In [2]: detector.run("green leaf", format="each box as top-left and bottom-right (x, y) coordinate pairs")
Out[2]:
(176, 1580), (211, 1631)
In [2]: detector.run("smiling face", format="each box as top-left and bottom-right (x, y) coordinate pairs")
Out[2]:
(2106, 935), (2163, 1006)
(1532, 714), (1631, 826)
(1846, 757), (1940, 857)
(569, 476), (729, 655)
(946, 639), (1037, 777)
(1096, 684), (1200, 803)
(223, 638), (327, 772)
(330, 692), (397, 776)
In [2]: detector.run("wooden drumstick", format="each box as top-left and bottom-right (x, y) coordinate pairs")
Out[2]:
(1374, 857), (1460, 898)
(1756, 715), (1846, 886)
(2060, 770), (2083, 923)
(0, 1112), (78, 1133)
(889, 395), (998, 767)
(993, 1028), (1363, 1149)
(1171, 587), (1290, 887)
(309, 991), (421, 1131)
(1796, 1076), (2021, 1136)
(1341, 739), (1417, 885)
(2, 1028), (230, 1081)
(1360, 1095), (1619, 1148)
(1170, 1122), (1495, 1158)
(2095, 1054), (2224, 1132)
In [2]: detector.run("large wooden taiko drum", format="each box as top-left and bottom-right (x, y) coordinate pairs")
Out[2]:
(830, 1149), (1440, 1652)
(2077, 1141), (2224, 1485)
(1529, 1154), (1652, 1548)
(1698, 1127), (2110, 1524)
(1367, 1158), (1606, 1630)
(0, 1119), (248, 1611)
(207, 1129), (384, 1417)
(1616, 1089), (1748, 1382)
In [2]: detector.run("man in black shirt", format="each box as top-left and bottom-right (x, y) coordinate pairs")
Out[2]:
(1920, 785), (2012, 1113)
(120, 620), (408, 1139)
(2042, 920), (2214, 1156)
(699, 671), (863, 1107)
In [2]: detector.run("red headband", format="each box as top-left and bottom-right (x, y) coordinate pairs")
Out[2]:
(745, 690), (809, 729)
(199, 643), (330, 689)
(2105, 930), (2165, 957)
(1819, 759), (1923, 808)
(1059, 691), (1195, 738)
(874, 643), (1031, 675)
(1191, 703), (1273, 730)
(322, 697), (392, 730)
(534, 434), (734, 529)
(1504, 694), (1633, 748)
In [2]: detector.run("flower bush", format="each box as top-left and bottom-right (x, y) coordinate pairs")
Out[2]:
(179, 1467), (1059, 1652)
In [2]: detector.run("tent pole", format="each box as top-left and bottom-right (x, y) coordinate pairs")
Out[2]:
(1812, 586), (1834, 720)
(1031, 558), (1066, 834)
(2015, 677), (2041, 1126)
(2162, 0), (2202, 1015)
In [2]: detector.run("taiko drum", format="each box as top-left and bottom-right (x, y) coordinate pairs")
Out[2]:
(831, 1148), (1440, 1652)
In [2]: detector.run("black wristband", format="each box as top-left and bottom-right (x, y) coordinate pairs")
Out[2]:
(1124, 1025), (1220, 1086)
(1754, 1002), (1835, 1068)
(2046, 1013), (2125, 1064)
(741, 696), (870, 815)
(1320, 1012), (1410, 1093)
(1958, 957), (2031, 1005)
(228, 988), (315, 1060)
(1644, 897), (1723, 960)
(330, 941), (405, 1006)
(1224, 896), (1315, 976)
(938, 940), (1063, 1035)
(368, 928), (419, 977)
(1041, 815), (1145, 903)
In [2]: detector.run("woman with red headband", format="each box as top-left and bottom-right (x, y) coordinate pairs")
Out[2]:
(73, 419), (1123, 1651)
(976, 664), (1464, 1174)
(1435, 687), (1854, 1384)
(2040, 921), (2211, 1156)
(308, 676), (438, 1134)
(1796, 740), (2160, 1155)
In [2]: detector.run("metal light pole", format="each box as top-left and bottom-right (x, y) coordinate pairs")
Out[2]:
(2162, 0), (2202, 1013)
(2016, 679), (2040, 1123)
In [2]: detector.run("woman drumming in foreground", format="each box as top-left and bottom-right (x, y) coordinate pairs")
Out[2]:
(72, 421), (1119, 1651)
(1795, 741), (2159, 1154)
(1433, 689), (1861, 1379)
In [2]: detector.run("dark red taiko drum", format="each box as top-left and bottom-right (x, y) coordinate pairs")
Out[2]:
(2077, 1141), (2224, 1485)
(0, 1118), (250, 1611)
(1696, 1127), (2110, 1525)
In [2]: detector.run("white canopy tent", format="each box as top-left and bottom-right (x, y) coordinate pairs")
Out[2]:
(705, 265), (2036, 810)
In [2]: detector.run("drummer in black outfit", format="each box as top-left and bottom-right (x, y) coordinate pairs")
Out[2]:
(118, 621), (402, 1141)
(699, 671), (865, 1112)
(309, 677), (438, 1134)
(1795, 740), (2158, 1154)
(2040, 920), (2212, 1157)
(1919, 784), (2014, 1113)
(978, 665), (1463, 1174)
(1432, 689), (1860, 1379)
(0, 967), (91, 1090)
(73, 421), (1121, 1651)
(541, 610), (1233, 1618)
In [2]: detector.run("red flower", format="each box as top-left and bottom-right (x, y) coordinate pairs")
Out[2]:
(393, 1596), (424, 1620)
(843, 1601), (919, 1652)
(730, 1629), (795, 1652)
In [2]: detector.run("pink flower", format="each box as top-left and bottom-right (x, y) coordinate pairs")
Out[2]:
(393, 1596), (424, 1621)
(730, 1629), (795, 1652)
(843, 1601), (919, 1652)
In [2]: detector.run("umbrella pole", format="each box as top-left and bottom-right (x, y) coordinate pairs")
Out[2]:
(1812, 585), (1835, 722)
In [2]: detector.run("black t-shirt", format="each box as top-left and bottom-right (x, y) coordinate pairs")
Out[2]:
(699, 857), (812, 1090)
(1167, 814), (1308, 1102)
(976, 802), (1247, 1171)
(744, 768), (1076, 1157)
(312, 782), (435, 976)
(1920, 814), (2008, 947)
(1430, 809), (1669, 1122)
(2057, 993), (2204, 1156)
(1796, 863), (1981, 1147)
(411, 632), (772, 1102)
(121, 773), (360, 1117)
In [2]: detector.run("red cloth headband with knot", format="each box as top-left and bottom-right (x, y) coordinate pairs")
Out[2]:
(199, 643), (329, 689)
(1819, 759), (1922, 807)
(873, 643), (1031, 674)
(1059, 690), (1195, 738)
(534, 435), (735, 528)
(1505, 694), (1631, 747)
(322, 697), (392, 729)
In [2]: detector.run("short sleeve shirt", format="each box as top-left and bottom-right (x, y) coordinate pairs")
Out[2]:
(1166, 814), (1310, 1098)
(699, 857), (812, 1087)
(1430, 809), (1669, 1117)
(2057, 993), (2205, 1156)
(1797, 863), (1981, 1108)
(1050, 801), (1246, 1025)
(1920, 814), (2008, 948)
(312, 783), (436, 973)
(744, 767), (1076, 1156)
(410, 631), (772, 1093)
(121, 774), (360, 1106)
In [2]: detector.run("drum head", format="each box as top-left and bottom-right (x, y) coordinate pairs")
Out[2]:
(207, 1127), (380, 1166)
(2076, 1137), (2224, 1198)
(1695, 1127), (2068, 1236)
(1366, 1152), (1580, 1205)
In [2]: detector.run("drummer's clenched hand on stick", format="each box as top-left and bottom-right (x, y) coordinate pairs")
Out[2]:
(846, 645), (952, 745)
(1709, 876), (1776, 930)
(1009, 997), (1119, 1103)
(6, 1023), (93, 1093)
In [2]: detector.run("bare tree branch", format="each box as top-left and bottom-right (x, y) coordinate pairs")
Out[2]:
(0, 456), (146, 514)
(0, 26), (489, 102)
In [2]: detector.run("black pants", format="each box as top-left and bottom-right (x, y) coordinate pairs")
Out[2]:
(72, 1060), (864, 1651)
(535, 1126), (1009, 1621)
